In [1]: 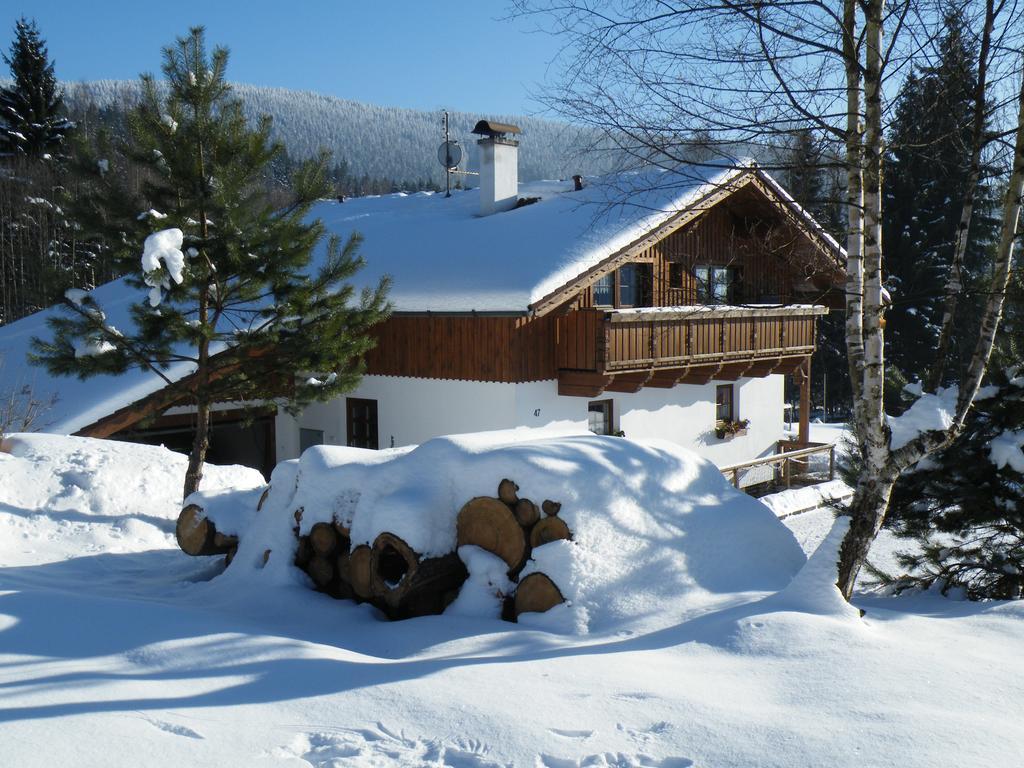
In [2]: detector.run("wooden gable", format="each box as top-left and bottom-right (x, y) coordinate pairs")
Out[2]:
(531, 169), (843, 316)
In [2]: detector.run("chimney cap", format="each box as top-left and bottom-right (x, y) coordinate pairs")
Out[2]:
(471, 119), (522, 138)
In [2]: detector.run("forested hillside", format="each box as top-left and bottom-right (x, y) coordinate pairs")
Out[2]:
(62, 80), (617, 187)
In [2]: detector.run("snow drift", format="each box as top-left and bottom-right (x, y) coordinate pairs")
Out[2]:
(0, 433), (264, 567)
(193, 430), (806, 634)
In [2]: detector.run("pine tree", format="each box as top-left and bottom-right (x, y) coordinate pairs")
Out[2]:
(0, 18), (70, 160)
(882, 365), (1024, 599)
(881, 10), (999, 395)
(0, 18), (80, 324)
(31, 28), (391, 498)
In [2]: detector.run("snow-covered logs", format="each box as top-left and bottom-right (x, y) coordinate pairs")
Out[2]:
(175, 504), (237, 557)
(455, 478), (570, 619)
(175, 477), (572, 622)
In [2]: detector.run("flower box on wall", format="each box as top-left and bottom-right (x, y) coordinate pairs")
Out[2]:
(715, 419), (750, 440)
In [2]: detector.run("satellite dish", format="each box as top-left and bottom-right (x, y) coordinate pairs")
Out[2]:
(438, 140), (463, 170)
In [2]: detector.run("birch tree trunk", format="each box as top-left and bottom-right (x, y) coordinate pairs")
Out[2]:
(837, 0), (890, 600)
(842, 0), (866, 444)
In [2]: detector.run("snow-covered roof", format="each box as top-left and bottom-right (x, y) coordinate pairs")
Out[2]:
(315, 162), (753, 313)
(0, 161), (838, 434)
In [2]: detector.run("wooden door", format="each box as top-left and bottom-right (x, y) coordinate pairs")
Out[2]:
(346, 398), (379, 449)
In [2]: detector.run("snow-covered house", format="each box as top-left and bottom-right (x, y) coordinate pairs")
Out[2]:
(0, 121), (842, 481)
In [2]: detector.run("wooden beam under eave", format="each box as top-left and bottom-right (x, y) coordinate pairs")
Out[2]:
(678, 363), (723, 385)
(745, 357), (784, 378)
(604, 371), (653, 393)
(645, 367), (688, 388)
(713, 361), (754, 381)
(557, 370), (613, 397)
(773, 356), (807, 376)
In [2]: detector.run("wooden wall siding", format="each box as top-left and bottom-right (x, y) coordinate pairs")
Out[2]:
(364, 314), (558, 382)
(575, 185), (828, 310)
(555, 307), (602, 370)
(558, 307), (820, 374)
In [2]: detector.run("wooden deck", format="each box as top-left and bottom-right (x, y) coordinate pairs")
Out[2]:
(556, 305), (826, 396)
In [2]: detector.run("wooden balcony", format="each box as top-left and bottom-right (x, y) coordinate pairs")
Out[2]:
(556, 304), (827, 396)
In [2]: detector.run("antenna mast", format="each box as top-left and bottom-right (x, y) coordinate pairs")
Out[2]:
(444, 110), (451, 198)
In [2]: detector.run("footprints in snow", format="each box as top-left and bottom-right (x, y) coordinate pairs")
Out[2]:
(139, 715), (204, 740)
(279, 720), (691, 768)
(538, 755), (692, 768)
(550, 729), (595, 739)
(277, 723), (510, 767)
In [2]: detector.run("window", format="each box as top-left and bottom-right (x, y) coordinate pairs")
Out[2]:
(346, 398), (379, 449)
(593, 264), (652, 307)
(299, 428), (324, 454)
(588, 399), (613, 435)
(593, 273), (614, 306)
(716, 385), (734, 423)
(695, 266), (741, 304)
(668, 262), (684, 290)
(618, 263), (636, 306)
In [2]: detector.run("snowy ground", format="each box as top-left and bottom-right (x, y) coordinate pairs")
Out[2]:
(1, 432), (1022, 767)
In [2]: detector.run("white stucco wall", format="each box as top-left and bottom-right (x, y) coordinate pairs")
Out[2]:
(276, 376), (518, 460)
(513, 375), (784, 469)
(277, 374), (786, 480)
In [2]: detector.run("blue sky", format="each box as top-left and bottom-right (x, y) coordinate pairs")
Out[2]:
(2, 1), (562, 116)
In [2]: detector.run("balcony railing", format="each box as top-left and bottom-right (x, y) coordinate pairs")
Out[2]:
(556, 305), (827, 374)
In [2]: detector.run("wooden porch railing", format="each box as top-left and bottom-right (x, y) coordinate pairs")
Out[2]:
(719, 440), (836, 489)
(557, 305), (827, 374)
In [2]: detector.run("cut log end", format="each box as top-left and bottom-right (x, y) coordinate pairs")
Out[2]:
(370, 532), (420, 605)
(514, 498), (540, 527)
(530, 516), (572, 549)
(308, 554), (335, 588)
(310, 521), (339, 556)
(541, 499), (562, 517)
(349, 545), (374, 600)
(176, 504), (233, 556)
(497, 479), (520, 506)
(457, 496), (526, 569)
(515, 572), (565, 617)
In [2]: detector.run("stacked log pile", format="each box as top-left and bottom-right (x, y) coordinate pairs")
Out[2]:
(455, 479), (571, 620)
(175, 477), (573, 622)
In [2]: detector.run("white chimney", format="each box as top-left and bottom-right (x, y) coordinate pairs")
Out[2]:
(472, 120), (521, 216)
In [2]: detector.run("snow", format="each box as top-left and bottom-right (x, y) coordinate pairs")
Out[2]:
(2, 432), (1024, 766)
(196, 430), (804, 634)
(0, 433), (263, 567)
(888, 387), (957, 450)
(311, 161), (830, 313)
(63, 287), (89, 306)
(990, 429), (1024, 473)
(141, 227), (185, 307)
(759, 479), (853, 518)
(73, 336), (117, 358)
(761, 516), (861, 620)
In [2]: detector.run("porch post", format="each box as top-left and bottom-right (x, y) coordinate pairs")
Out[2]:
(798, 355), (811, 445)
